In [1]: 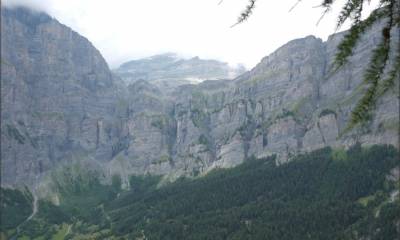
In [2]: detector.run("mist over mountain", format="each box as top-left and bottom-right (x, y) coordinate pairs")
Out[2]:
(116, 53), (245, 82)
(0, 6), (399, 240)
(114, 53), (246, 93)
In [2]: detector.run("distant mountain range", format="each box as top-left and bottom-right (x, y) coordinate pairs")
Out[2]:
(114, 53), (246, 92)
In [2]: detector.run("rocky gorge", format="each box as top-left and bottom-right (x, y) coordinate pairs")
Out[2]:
(1, 6), (398, 195)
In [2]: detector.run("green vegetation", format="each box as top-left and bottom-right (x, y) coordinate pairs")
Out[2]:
(129, 175), (162, 194)
(3, 145), (399, 239)
(19, 217), (59, 239)
(12, 166), (119, 239)
(52, 224), (70, 240)
(0, 187), (33, 231)
(54, 179), (116, 223)
(331, 147), (347, 161)
(104, 144), (399, 239)
(111, 175), (122, 192)
(36, 200), (70, 225)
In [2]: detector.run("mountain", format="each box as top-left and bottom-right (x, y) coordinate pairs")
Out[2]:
(1, 6), (399, 240)
(113, 53), (246, 92)
(107, 30), (398, 185)
(0, 7), (126, 188)
(1, 7), (398, 191)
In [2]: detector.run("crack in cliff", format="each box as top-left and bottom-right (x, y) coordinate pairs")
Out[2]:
(317, 120), (327, 145)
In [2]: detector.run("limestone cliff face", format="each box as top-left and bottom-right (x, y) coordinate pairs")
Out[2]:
(154, 24), (398, 171)
(117, 25), (398, 176)
(1, 7), (125, 187)
(1, 7), (398, 189)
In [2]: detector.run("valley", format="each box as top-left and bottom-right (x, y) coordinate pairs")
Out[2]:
(0, 5), (399, 240)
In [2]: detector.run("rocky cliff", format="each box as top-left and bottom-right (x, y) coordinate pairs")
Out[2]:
(1, 7), (125, 187)
(1, 7), (398, 190)
(109, 24), (398, 184)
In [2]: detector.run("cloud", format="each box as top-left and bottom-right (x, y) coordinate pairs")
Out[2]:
(2, 0), (51, 12)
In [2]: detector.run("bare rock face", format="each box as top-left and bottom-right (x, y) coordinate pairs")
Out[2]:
(303, 113), (339, 152)
(213, 132), (246, 168)
(266, 117), (301, 163)
(1, 7), (398, 189)
(1, 7), (124, 187)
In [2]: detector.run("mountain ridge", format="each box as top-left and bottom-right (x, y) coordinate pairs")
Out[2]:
(113, 52), (246, 94)
(1, 6), (398, 192)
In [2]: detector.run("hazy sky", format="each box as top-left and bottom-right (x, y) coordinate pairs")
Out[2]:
(3, 0), (379, 69)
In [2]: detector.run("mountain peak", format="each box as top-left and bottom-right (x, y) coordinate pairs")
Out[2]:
(2, 6), (52, 27)
(147, 52), (180, 60)
(114, 54), (246, 88)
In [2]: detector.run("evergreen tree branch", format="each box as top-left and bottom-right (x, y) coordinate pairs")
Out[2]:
(377, 0), (399, 96)
(332, 7), (388, 71)
(231, 0), (257, 28)
(336, 0), (364, 30)
(378, 53), (400, 96)
(349, 29), (390, 127)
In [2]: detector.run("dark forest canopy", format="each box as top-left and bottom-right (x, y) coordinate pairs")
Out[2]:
(2, 144), (399, 239)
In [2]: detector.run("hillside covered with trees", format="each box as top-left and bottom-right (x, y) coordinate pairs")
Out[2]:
(2, 144), (399, 239)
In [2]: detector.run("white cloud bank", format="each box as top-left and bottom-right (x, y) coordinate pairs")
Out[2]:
(2, 0), (380, 69)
